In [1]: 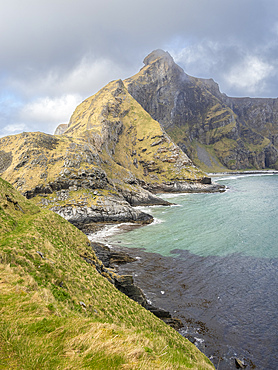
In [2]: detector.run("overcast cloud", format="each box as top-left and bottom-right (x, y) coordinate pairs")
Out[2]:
(1, 0), (278, 137)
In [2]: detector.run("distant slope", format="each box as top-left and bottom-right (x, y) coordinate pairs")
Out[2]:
(0, 177), (214, 369)
(125, 49), (278, 171)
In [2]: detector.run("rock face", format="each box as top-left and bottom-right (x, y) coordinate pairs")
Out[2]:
(0, 75), (222, 226)
(89, 241), (183, 329)
(125, 49), (278, 171)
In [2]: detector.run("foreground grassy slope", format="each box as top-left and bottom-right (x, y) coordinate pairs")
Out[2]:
(0, 178), (214, 369)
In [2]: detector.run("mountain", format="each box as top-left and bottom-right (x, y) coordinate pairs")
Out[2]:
(0, 177), (214, 369)
(0, 78), (222, 227)
(125, 49), (278, 171)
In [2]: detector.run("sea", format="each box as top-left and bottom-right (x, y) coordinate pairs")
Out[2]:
(90, 174), (278, 369)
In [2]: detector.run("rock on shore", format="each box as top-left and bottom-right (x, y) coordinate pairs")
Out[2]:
(89, 241), (183, 330)
(0, 74), (223, 226)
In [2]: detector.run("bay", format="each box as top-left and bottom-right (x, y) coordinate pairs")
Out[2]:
(106, 174), (278, 369)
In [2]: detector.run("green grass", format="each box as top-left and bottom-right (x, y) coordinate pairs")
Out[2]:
(0, 177), (214, 369)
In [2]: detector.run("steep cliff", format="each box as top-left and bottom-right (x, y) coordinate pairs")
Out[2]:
(0, 132), (153, 226)
(0, 78), (222, 226)
(125, 49), (278, 171)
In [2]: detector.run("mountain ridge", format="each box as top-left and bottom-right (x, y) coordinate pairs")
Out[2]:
(125, 49), (278, 171)
(0, 75), (223, 227)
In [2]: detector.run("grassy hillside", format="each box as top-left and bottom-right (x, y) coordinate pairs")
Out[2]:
(64, 79), (205, 184)
(0, 177), (214, 369)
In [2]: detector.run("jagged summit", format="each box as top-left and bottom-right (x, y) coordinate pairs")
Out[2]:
(143, 49), (174, 66)
(125, 50), (278, 171)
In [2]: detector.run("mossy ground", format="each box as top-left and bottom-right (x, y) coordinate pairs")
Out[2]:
(0, 178), (214, 369)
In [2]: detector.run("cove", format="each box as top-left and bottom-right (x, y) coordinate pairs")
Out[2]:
(106, 174), (278, 369)
(109, 174), (278, 259)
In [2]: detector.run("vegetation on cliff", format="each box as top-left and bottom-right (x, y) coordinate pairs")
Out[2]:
(0, 76), (215, 225)
(125, 49), (278, 171)
(0, 177), (214, 369)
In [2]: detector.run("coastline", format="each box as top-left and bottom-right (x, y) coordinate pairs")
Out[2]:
(208, 169), (278, 176)
(80, 171), (278, 369)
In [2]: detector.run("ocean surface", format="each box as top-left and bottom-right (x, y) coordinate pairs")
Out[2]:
(92, 174), (278, 369)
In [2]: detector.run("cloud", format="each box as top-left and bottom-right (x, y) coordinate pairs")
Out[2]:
(20, 94), (81, 125)
(171, 40), (278, 97)
(1, 56), (136, 136)
(0, 123), (28, 138)
(0, 94), (80, 138)
(8, 56), (132, 99)
(1, 0), (278, 136)
(225, 56), (274, 96)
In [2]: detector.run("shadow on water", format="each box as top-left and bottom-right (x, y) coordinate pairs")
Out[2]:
(111, 245), (278, 369)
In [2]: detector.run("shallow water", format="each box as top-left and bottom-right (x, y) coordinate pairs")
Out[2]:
(105, 174), (278, 369)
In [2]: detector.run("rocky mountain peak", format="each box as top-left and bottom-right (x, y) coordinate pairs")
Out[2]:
(125, 51), (278, 171)
(143, 49), (174, 66)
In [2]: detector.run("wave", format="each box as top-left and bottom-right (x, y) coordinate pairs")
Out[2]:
(215, 172), (277, 182)
(87, 223), (135, 243)
(147, 217), (164, 226)
(159, 192), (190, 199)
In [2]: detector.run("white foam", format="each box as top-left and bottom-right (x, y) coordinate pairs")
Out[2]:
(149, 217), (164, 225)
(194, 337), (204, 344)
(215, 172), (277, 182)
(87, 223), (134, 243)
(159, 193), (190, 199)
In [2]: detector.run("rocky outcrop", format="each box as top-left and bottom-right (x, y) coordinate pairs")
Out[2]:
(54, 123), (68, 135)
(119, 186), (171, 206)
(23, 168), (110, 199)
(90, 242), (136, 267)
(49, 191), (153, 225)
(0, 54), (227, 228)
(89, 241), (183, 329)
(125, 49), (278, 171)
(142, 180), (225, 194)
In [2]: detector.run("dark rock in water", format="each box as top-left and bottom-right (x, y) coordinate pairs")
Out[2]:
(160, 317), (183, 330)
(200, 177), (212, 185)
(90, 242), (136, 267)
(143, 302), (183, 329)
(235, 358), (247, 369)
(85, 242), (182, 330)
(114, 275), (147, 306)
(90, 242), (111, 267)
(144, 302), (171, 318)
(110, 251), (136, 265)
(185, 335), (197, 344)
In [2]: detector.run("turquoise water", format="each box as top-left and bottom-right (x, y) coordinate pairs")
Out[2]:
(108, 174), (278, 368)
(110, 174), (278, 258)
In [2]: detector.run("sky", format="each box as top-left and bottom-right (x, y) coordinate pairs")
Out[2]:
(1, 0), (278, 137)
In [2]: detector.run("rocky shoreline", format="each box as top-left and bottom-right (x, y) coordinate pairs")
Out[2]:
(85, 240), (183, 330)
(41, 179), (225, 228)
(75, 179), (226, 327)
